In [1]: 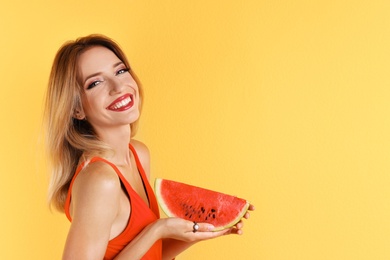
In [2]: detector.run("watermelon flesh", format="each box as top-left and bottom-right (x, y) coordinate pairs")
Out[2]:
(155, 178), (250, 231)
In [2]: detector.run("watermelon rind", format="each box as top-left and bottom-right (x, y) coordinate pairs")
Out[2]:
(154, 178), (250, 231)
(155, 178), (177, 219)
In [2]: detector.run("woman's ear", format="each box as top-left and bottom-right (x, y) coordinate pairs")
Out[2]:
(73, 110), (86, 120)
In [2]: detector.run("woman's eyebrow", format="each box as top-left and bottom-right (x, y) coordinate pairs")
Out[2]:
(83, 61), (124, 83)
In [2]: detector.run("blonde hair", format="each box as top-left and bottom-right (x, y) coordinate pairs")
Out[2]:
(44, 34), (143, 211)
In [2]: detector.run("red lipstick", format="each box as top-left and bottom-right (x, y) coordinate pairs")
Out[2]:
(106, 94), (134, 111)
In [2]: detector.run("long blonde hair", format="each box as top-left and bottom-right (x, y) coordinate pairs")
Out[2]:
(44, 34), (143, 211)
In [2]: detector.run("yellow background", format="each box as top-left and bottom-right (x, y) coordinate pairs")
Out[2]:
(1, 0), (389, 259)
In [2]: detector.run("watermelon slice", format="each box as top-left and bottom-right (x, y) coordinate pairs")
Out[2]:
(155, 178), (250, 231)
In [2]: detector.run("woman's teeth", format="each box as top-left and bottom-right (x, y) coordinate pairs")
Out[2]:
(112, 96), (131, 109)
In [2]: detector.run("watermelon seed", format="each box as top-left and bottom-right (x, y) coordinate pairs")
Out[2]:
(211, 209), (216, 212)
(213, 214), (216, 219)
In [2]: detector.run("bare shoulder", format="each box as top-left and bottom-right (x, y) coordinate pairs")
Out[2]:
(71, 161), (121, 217)
(74, 161), (120, 192)
(64, 161), (122, 259)
(130, 139), (150, 159)
(130, 139), (151, 178)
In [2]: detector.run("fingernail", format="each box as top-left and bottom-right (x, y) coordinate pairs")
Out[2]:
(207, 225), (215, 231)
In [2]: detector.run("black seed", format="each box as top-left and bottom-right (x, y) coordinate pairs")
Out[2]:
(213, 214), (216, 219)
(205, 217), (208, 220)
(189, 214), (192, 218)
(211, 209), (216, 212)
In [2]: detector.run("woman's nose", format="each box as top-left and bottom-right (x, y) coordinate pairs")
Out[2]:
(108, 77), (123, 94)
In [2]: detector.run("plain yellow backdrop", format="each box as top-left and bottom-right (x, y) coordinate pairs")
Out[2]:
(1, 0), (389, 259)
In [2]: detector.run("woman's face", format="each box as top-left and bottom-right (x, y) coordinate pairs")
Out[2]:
(77, 46), (140, 131)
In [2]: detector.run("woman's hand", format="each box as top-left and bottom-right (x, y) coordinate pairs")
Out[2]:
(157, 204), (255, 242)
(156, 218), (225, 242)
(159, 204), (255, 260)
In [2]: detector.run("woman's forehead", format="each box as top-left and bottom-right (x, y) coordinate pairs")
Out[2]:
(78, 46), (122, 79)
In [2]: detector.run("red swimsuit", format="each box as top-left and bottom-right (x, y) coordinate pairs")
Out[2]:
(64, 144), (162, 259)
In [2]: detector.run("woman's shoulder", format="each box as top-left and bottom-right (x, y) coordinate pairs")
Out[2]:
(130, 139), (151, 178)
(68, 160), (122, 221)
(73, 160), (122, 201)
(130, 139), (149, 156)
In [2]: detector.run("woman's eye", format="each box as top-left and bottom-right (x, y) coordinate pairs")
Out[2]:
(87, 81), (101, 89)
(117, 68), (129, 75)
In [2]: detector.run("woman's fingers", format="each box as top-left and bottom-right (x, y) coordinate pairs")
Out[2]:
(243, 204), (255, 219)
(236, 220), (244, 229)
(188, 221), (214, 233)
(180, 221), (250, 242)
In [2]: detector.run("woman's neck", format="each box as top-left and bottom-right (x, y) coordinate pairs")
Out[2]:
(95, 125), (132, 166)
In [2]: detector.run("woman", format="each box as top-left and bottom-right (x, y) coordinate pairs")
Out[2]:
(44, 34), (254, 260)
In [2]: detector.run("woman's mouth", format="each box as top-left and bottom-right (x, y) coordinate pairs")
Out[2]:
(106, 94), (134, 111)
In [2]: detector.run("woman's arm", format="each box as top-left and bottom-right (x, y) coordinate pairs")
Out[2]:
(62, 158), (164, 260)
(129, 140), (255, 259)
(116, 217), (233, 260)
(114, 209), (255, 260)
(63, 162), (122, 260)
(63, 159), (165, 260)
(162, 239), (196, 260)
(160, 207), (254, 260)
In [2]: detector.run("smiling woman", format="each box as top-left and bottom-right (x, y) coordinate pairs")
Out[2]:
(76, 46), (140, 131)
(43, 34), (254, 260)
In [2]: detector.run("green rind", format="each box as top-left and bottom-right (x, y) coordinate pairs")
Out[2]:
(154, 178), (250, 232)
(154, 178), (176, 219)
